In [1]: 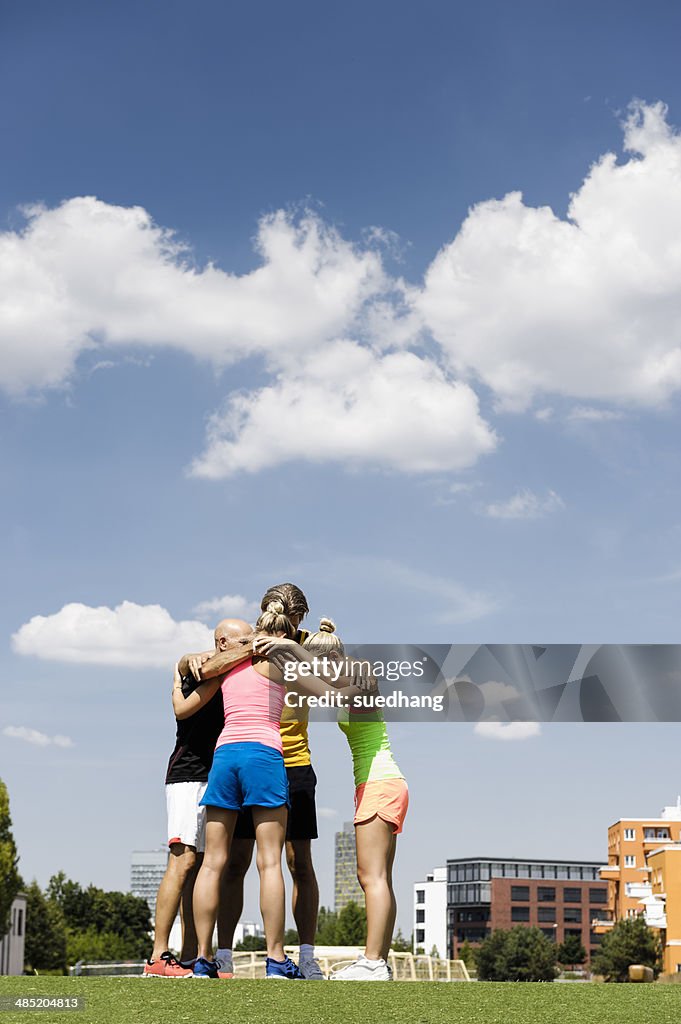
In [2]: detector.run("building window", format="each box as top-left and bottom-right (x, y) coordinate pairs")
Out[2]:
(540, 928), (556, 942)
(538, 887), (556, 902)
(623, 828), (635, 840)
(511, 907), (530, 922)
(624, 856), (636, 868)
(511, 886), (530, 901)
(563, 888), (582, 902)
(416, 929), (425, 944)
(589, 888), (607, 905)
(564, 929), (582, 940)
(17, 909), (23, 937)
(416, 889), (425, 904)
(416, 909), (425, 923)
(538, 907), (556, 923)
(564, 908), (582, 924)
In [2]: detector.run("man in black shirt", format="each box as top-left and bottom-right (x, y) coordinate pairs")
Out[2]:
(143, 618), (253, 978)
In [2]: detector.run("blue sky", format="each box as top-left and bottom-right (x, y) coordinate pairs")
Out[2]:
(3, 0), (681, 934)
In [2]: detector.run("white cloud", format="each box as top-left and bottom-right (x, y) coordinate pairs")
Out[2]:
(484, 489), (564, 520)
(474, 721), (541, 741)
(193, 594), (260, 622)
(419, 100), (681, 410)
(318, 807), (339, 819)
(3, 726), (74, 748)
(478, 680), (521, 704)
(4, 100), (681, 479)
(11, 601), (213, 668)
(191, 342), (497, 477)
(0, 200), (387, 395)
(566, 406), (626, 422)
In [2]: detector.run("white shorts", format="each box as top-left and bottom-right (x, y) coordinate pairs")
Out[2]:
(166, 781), (208, 852)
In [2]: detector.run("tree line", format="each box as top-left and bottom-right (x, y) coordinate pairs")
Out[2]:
(459, 919), (661, 982)
(1, 778), (153, 972)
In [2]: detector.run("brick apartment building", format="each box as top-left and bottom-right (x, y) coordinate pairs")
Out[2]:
(447, 857), (608, 960)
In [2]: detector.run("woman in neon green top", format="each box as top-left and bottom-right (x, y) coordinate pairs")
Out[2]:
(304, 620), (408, 982)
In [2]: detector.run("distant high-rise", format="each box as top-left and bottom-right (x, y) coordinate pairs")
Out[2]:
(334, 822), (363, 913)
(130, 849), (168, 918)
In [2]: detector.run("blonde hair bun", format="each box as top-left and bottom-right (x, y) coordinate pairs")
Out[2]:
(266, 599), (285, 615)
(319, 617), (336, 633)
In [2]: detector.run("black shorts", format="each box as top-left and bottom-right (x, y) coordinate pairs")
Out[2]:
(233, 765), (318, 842)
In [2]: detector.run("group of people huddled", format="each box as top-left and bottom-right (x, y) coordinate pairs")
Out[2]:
(144, 583), (408, 981)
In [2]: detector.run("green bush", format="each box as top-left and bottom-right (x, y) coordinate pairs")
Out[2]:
(591, 916), (661, 982)
(475, 926), (558, 982)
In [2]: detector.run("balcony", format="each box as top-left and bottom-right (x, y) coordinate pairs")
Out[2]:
(599, 865), (620, 881)
(640, 894), (667, 929)
(591, 915), (615, 934)
(625, 882), (652, 900)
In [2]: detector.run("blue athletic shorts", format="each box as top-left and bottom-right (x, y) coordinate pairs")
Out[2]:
(200, 742), (289, 811)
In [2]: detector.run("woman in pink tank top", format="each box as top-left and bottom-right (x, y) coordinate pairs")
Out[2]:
(175, 585), (361, 979)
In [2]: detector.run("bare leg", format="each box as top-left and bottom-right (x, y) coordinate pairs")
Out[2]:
(285, 840), (319, 945)
(150, 844), (196, 961)
(217, 838), (255, 948)
(179, 852), (203, 961)
(355, 816), (397, 962)
(382, 834), (398, 960)
(252, 806), (287, 961)
(192, 809), (237, 961)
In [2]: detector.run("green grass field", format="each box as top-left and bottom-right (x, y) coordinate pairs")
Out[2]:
(1, 976), (679, 1024)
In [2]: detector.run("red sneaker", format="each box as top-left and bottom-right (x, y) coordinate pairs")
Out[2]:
(143, 952), (193, 978)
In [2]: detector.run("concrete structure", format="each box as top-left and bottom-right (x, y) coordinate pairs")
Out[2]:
(334, 821), (363, 912)
(0, 894), (27, 975)
(130, 848), (168, 917)
(596, 800), (681, 974)
(447, 857), (607, 960)
(413, 867), (447, 958)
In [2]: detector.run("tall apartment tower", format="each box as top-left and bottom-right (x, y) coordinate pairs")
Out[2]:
(130, 849), (168, 918)
(334, 822), (363, 913)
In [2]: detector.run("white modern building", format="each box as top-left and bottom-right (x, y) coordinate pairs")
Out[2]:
(413, 867), (447, 959)
(0, 894), (27, 975)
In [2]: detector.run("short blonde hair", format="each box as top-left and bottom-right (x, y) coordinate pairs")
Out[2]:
(302, 618), (345, 656)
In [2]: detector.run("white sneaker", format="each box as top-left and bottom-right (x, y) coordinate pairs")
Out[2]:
(330, 954), (390, 981)
(299, 958), (325, 980)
